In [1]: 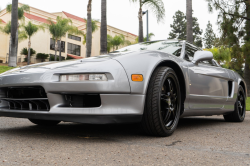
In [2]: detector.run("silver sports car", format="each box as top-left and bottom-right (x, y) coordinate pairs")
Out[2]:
(0, 39), (247, 137)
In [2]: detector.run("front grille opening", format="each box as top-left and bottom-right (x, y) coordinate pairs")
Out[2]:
(0, 86), (50, 111)
(64, 94), (101, 108)
(4, 86), (47, 99)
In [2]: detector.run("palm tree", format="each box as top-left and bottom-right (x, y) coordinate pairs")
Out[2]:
(186, 0), (193, 44)
(56, 17), (83, 61)
(46, 17), (84, 61)
(135, 32), (155, 43)
(100, 0), (107, 55)
(20, 21), (45, 65)
(0, 22), (26, 57)
(130, 0), (165, 43)
(6, 3), (30, 67)
(86, 0), (92, 57)
(0, 22), (11, 63)
(107, 34), (131, 52)
(83, 19), (99, 45)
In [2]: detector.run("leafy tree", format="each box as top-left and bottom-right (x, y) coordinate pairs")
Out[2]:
(206, 46), (244, 76)
(203, 21), (216, 48)
(20, 47), (36, 62)
(130, 0), (165, 43)
(100, 0), (107, 55)
(20, 21), (45, 65)
(192, 17), (203, 47)
(206, 0), (250, 96)
(86, 0), (92, 57)
(6, 3), (30, 67)
(107, 34), (131, 52)
(205, 47), (230, 65)
(186, 0), (193, 43)
(36, 53), (49, 62)
(168, 10), (186, 40)
(168, 10), (203, 47)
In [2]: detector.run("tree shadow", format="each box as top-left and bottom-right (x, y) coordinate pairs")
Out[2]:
(0, 116), (227, 142)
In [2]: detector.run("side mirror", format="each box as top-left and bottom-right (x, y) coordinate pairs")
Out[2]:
(192, 51), (213, 65)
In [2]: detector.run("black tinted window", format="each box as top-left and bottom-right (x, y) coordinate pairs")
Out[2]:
(68, 43), (81, 56)
(50, 39), (65, 52)
(114, 41), (183, 57)
(184, 43), (198, 61)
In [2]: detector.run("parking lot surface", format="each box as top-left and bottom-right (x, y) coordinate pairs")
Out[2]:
(0, 113), (250, 165)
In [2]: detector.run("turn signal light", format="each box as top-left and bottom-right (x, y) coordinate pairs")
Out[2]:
(132, 74), (143, 82)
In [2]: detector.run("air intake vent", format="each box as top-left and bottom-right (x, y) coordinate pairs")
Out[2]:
(228, 81), (233, 97)
(0, 86), (50, 111)
(64, 94), (101, 108)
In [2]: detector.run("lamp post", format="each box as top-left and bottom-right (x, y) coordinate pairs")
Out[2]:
(6, 53), (9, 63)
(143, 10), (149, 41)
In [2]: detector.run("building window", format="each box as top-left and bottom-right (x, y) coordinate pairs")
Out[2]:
(68, 34), (81, 42)
(50, 38), (65, 52)
(68, 43), (81, 56)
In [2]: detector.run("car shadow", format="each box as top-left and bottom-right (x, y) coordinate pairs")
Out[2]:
(0, 116), (227, 142)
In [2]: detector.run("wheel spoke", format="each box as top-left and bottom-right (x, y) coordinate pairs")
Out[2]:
(239, 107), (242, 115)
(168, 79), (174, 95)
(164, 110), (172, 124)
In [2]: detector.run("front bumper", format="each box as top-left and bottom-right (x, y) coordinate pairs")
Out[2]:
(0, 94), (145, 124)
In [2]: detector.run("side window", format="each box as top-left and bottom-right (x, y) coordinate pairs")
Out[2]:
(184, 43), (198, 62)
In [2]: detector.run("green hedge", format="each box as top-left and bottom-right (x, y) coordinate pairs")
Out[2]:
(247, 98), (250, 111)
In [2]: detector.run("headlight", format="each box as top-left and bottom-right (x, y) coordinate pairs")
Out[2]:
(60, 74), (108, 82)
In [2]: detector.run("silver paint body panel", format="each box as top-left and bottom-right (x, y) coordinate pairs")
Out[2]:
(0, 40), (247, 123)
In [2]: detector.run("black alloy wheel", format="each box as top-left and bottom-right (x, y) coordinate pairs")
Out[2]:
(224, 85), (246, 122)
(161, 76), (179, 130)
(142, 67), (181, 137)
(237, 91), (245, 119)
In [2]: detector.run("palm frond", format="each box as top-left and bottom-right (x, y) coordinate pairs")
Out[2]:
(0, 21), (11, 35)
(6, 4), (30, 21)
(18, 30), (28, 42)
(20, 21), (45, 40)
(142, 0), (165, 23)
(84, 18), (100, 33)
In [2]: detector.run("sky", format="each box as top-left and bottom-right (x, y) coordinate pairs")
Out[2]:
(0, 0), (220, 41)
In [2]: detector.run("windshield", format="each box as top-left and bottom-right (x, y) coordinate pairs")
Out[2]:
(112, 40), (183, 57)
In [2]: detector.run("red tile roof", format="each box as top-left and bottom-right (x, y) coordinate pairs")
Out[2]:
(0, 19), (6, 24)
(129, 33), (137, 37)
(63, 11), (86, 23)
(67, 54), (83, 59)
(24, 13), (50, 24)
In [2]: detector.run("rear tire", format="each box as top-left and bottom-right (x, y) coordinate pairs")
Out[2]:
(141, 67), (181, 137)
(223, 86), (246, 122)
(29, 119), (61, 126)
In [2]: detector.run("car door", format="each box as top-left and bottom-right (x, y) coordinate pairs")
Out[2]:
(185, 43), (229, 109)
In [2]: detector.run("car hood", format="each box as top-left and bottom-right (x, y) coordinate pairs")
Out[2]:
(0, 55), (112, 76)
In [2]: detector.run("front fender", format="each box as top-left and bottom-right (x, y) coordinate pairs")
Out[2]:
(113, 51), (187, 95)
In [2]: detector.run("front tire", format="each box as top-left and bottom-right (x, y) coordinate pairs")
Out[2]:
(29, 119), (61, 126)
(141, 67), (181, 137)
(223, 86), (246, 122)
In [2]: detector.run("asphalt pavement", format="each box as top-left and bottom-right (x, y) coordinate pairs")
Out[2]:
(0, 113), (250, 166)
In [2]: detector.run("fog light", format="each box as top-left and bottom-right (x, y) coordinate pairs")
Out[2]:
(60, 74), (108, 82)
